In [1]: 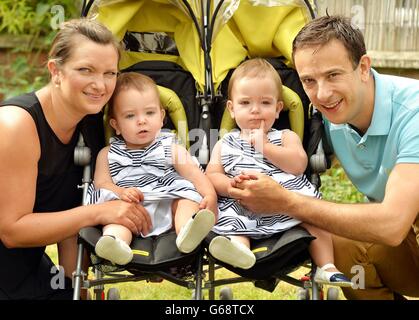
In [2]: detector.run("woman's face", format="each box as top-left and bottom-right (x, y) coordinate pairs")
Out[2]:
(53, 35), (119, 117)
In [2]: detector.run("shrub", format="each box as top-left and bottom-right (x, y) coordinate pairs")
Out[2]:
(0, 1), (82, 100)
(320, 164), (365, 203)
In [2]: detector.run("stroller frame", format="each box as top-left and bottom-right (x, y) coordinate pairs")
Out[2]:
(72, 134), (208, 300)
(73, 0), (335, 301)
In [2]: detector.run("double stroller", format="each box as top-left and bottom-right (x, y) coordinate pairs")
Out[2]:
(73, 0), (335, 300)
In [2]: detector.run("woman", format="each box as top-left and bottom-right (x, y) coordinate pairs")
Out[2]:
(0, 18), (151, 300)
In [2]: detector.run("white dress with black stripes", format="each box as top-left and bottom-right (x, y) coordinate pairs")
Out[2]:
(213, 129), (321, 238)
(87, 133), (202, 237)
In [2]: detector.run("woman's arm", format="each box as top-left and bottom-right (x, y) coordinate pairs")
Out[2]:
(205, 140), (233, 197)
(172, 144), (218, 214)
(0, 107), (150, 248)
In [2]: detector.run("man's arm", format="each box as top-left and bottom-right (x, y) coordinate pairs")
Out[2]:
(230, 163), (419, 246)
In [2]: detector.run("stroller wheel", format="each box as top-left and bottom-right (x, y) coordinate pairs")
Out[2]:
(297, 288), (310, 300)
(106, 288), (120, 300)
(219, 287), (233, 300)
(327, 287), (340, 300)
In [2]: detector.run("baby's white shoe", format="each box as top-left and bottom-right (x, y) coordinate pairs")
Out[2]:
(209, 236), (256, 269)
(313, 263), (353, 287)
(95, 235), (133, 265)
(176, 209), (215, 253)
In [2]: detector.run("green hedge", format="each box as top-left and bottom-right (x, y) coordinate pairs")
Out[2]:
(0, 1), (82, 100)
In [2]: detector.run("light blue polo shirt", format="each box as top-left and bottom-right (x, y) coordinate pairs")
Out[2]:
(323, 69), (419, 202)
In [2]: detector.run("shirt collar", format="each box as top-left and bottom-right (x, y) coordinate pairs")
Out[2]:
(366, 69), (392, 136)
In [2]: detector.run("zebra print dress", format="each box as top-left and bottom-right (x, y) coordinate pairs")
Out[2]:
(212, 129), (321, 238)
(87, 133), (202, 237)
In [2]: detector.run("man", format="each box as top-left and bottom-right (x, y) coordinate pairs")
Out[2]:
(229, 15), (419, 299)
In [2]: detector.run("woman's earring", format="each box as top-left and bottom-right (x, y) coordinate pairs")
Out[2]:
(54, 76), (60, 88)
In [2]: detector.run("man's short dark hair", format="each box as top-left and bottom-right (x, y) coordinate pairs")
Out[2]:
(292, 15), (366, 68)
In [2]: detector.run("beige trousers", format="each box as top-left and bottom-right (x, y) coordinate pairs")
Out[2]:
(333, 228), (419, 300)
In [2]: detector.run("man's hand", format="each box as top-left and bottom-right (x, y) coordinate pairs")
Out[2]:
(230, 173), (252, 188)
(229, 172), (292, 213)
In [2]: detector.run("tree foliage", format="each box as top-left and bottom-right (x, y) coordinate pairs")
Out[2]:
(0, 1), (82, 99)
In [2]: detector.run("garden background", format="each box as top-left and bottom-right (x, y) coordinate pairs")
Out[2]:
(1, 0), (417, 300)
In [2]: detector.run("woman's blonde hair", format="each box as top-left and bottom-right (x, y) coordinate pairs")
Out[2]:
(48, 18), (121, 67)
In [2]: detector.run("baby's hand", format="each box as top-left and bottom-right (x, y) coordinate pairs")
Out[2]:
(199, 195), (218, 221)
(250, 119), (268, 152)
(230, 173), (252, 188)
(120, 187), (144, 203)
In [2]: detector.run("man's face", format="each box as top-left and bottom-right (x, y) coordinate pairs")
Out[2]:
(294, 39), (372, 132)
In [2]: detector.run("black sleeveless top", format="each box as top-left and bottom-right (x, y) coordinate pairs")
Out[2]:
(0, 92), (104, 298)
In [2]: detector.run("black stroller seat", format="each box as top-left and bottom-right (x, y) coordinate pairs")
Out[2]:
(75, 227), (206, 300)
(205, 226), (314, 281)
(79, 227), (200, 273)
